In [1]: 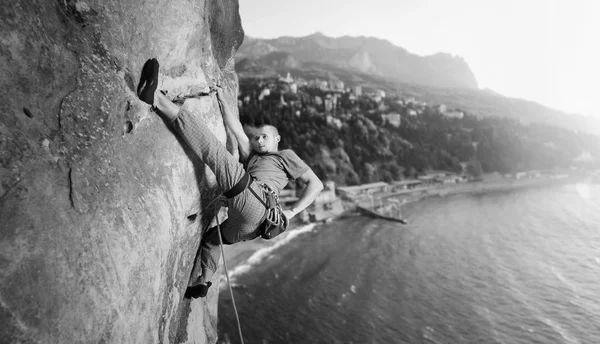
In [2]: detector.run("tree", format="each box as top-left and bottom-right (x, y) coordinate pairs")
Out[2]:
(466, 159), (483, 180)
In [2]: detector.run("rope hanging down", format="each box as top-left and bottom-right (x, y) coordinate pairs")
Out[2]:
(215, 203), (245, 344)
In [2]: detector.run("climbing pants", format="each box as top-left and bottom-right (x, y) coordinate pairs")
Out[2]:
(172, 99), (267, 274)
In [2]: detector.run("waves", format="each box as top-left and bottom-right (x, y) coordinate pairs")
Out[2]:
(221, 223), (317, 286)
(218, 185), (600, 343)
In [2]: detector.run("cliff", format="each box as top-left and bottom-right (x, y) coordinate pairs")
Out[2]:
(0, 0), (243, 343)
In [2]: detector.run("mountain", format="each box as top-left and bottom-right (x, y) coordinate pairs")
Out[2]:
(236, 33), (600, 136)
(236, 32), (478, 89)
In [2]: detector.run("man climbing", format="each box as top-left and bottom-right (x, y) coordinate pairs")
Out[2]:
(137, 58), (324, 298)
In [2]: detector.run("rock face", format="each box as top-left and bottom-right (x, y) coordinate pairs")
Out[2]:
(0, 1), (243, 343)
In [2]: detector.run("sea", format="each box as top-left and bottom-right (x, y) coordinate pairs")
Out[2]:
(217, 183), (600, 344)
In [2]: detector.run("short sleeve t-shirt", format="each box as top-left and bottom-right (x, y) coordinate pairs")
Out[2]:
(245, 149), (310, 194)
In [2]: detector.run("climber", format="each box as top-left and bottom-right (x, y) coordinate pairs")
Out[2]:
(137, 58), (324, 298)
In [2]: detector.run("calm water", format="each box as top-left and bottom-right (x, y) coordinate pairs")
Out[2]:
(218, 184), (600, 344)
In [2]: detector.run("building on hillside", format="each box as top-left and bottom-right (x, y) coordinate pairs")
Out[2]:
(381, 113), (401, 128)
(438, 175), (461, 184)
(515, 172), (528, 179)
(354, 86), (362, 96)
(295, 77), (308, 87)
(337, 182), (390, 199)
(307, 79), (320, 89)
(324, 94), (339, 112)
(314, 181), (337, 205)
(258, 88), (270, 101)
(279, 72), (294, 84)
(324, 96), (333, 112)
(444, 110), (464, 119)
(417, 174), (441, 185)
(326, 115), (343, 129)
(332, 80), (345, 91)
(314, 95), (323, 106)
(302, 181), (345, 222)
(436, 104), (447, 113)
(290, 83), (298, 94)
(407, 109), (418, 116)
(390, 179), (422, 191)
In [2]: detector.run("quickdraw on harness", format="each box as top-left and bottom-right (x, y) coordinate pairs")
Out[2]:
(223, 173), (289, 240)
(249, 182), (289, 239)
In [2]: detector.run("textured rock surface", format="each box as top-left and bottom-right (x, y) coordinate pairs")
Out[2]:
(0, 0), (243, 343)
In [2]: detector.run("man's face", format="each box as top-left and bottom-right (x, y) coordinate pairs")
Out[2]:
(250, 126), (280, 153)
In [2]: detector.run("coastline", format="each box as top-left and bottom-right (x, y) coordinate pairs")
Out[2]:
(395, 173), (587, 219)
(220, 220), (320, 280)
(382, 173), (583, 205)
(219, 173), (584, 277)
(417, 175), (577, 198)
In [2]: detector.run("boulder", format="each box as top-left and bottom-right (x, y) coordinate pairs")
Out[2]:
(0, 0), (243, 343)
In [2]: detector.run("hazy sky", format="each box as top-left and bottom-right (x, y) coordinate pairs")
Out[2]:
(239, 0), (599, 117)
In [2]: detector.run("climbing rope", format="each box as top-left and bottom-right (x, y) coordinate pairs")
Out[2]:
(215, 203), (245, 344)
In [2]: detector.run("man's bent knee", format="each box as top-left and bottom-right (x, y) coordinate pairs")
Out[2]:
(202, 226), (235, 246)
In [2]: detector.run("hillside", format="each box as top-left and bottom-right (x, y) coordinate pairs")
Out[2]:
(237, 32), (478, 89)
(236, 78), (600, 185)
(236, 33), (600, 136)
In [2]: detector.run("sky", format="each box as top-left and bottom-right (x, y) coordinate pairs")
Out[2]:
(239, 0), (599, 117)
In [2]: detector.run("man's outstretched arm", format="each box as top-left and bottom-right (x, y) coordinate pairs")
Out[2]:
(283, 169), (324, 220)
(216, 88), (251, 161)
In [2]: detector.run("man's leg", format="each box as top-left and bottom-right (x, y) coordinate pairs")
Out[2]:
(141, 62), (257, 294)
(186, 183), (268, 297)
(154, 92), (245, 192)
(185, 216), (260, 298)
(154, 93), (262, 297)
(189, 220), (234, 287)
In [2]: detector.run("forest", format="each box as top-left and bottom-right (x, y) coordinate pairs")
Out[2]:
(236, 78), (600, 185)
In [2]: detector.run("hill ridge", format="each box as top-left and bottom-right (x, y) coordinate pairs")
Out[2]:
(238, 32), (478, 89)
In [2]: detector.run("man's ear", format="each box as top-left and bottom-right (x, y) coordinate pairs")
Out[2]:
(276, 135), (281, 143)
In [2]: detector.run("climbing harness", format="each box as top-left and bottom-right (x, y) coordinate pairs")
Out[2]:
(248, 183), (289, 239)
(223, 172), (252, 198)
(223, 172), (289, 240)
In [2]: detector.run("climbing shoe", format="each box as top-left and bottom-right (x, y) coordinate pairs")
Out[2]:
(185, 282), (212, 299)
(137, 58), (159, 105)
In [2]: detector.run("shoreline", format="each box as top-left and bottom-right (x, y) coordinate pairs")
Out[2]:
(219, 174), (584, 276)
(220, 221), (319, 276)
(382, 174), (583, 205)
(391, 174), (587, 220)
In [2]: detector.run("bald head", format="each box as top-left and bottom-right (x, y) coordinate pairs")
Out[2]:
(257, 124), (279, 136)
(250, 124), (281, 154)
